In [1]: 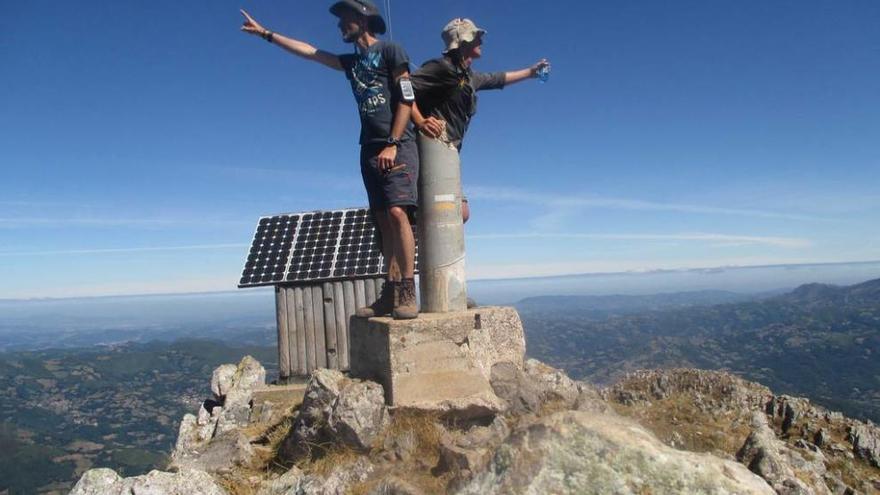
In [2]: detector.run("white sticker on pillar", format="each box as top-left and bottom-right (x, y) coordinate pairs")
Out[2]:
(434, 194), (455, 202)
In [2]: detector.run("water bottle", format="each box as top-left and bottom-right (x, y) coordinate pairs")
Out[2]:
(537, 64), (550, 83)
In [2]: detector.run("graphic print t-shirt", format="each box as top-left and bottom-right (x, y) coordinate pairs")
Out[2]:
(339, 41), (414, 146)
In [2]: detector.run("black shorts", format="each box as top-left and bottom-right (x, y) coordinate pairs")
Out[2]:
(360, 140), (419, 211)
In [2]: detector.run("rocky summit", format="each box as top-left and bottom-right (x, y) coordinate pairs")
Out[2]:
(71, 310), (880, 494)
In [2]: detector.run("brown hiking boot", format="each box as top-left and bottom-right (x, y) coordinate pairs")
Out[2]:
(356, 280), (394, 317)
(393, 278), (418, 320)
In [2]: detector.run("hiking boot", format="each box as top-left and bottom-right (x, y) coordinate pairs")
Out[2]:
(393, 278), (418, 320)
(356, 280), (394, 317)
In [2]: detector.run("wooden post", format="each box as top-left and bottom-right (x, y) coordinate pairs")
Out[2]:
(284, 287), (299, 375)
(312, 285), (327, 369)
(343, 280), (356, 318)
(342, 280), (357, 366)
(332, 282), (348, 370)
(374, 278), (385, 300)
(302, 286), (317, 372)
(293, 287), (307, 375)
(322, 282), (339, 369)
(275, 287), (291, 381)
(354, 279), (366, 311)
(365, 277), (376, 305)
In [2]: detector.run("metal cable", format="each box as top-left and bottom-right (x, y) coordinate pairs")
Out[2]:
(384, 0), (393, 40)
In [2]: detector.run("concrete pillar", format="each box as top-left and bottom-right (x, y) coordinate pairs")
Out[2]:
(417, 134), (467, 312)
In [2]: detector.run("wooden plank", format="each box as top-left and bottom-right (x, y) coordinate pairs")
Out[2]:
(374, 278), (385, 299)
(354, 279), (366, 311)
(302, 286), (317, 373)
(312, 285), (327, 369)
(332, 282), (348, 370)
(322, 283), (339, 369)
(365, 276), (376, 305)
(275, 287), (291, 381)
(343, 280), (356, 318)
(293, 287), (307, 375)
(342, 280), (356, 370)
(284, 287), (299, 376)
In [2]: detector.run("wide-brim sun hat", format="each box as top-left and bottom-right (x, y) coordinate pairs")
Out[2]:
(442, 18), (487, 54)
(330, 0), (387, 35)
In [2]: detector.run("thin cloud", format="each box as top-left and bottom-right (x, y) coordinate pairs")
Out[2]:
(0, 217), (252, 228)
(468, 185), (829, 222)
(470, 232), (811, 248)
(1, 276), (242, 300)
(0, 243), (249, 257)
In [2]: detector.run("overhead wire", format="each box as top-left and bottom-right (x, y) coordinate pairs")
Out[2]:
(384, 0), (393, 40)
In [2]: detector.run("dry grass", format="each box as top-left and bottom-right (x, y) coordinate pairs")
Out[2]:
(361, 410), (453, 494)
(379, 409), (444, 460)
(215, 417), (298, 494)
(610, 393), (752, 456)
(298, 444), (361, 476)
(826, 456), (880, 491)
(216, 473), (259, 495)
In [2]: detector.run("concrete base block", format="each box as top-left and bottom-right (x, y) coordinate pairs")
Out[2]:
(348, 306), (526, 417)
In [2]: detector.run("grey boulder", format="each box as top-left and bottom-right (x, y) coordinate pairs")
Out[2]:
(848, 423), (880, 468)
(736, 412), (830, 495)
(70, 468), (227, 495)
(327, 379), (389, 450)
(457, 410), (775, 495)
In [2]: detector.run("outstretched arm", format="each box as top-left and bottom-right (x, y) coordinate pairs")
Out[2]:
(504, 59), (550, 85)
(240, 9), (342, 71)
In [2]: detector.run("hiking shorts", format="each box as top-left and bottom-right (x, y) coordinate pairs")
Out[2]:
(360, 140), (419, 211)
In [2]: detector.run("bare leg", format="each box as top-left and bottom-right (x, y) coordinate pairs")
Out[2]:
(387, 206), (415, 279)
(374, 210), (401, 281)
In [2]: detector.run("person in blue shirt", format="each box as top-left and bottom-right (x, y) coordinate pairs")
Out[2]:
(241, 0), (420, 319)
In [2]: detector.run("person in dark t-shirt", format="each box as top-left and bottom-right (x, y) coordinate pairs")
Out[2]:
(240, 1), (420, 319)
(412, 18), (550, 224)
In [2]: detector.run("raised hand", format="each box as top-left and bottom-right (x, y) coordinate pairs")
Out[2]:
(531, 59), (551, 78)
(240, 9), (268, 37)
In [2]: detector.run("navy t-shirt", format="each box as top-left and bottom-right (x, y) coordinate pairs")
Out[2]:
(339, 41), (415, 146)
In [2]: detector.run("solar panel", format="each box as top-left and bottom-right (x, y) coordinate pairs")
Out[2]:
(238, 207), (417, 288)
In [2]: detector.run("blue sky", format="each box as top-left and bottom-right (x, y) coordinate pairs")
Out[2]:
(1, 0), (878, 299)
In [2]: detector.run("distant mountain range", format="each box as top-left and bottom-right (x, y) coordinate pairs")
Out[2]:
(517, 278), (880, 422)
(515, 289), (765, 315)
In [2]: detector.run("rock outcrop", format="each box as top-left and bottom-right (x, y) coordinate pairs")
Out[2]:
(605, 368), (880, 494)
(458, 410), (775, 495)
(170, 355), (266, 472)
(71, 311), (880, 495)
(279, 368), (389, 461)
(737, 412), (830, 494)
(849, 424), (880, 468)
(70, 467), (227, 495)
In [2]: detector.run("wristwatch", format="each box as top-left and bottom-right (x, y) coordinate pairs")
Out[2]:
(385, 136), (401, 147)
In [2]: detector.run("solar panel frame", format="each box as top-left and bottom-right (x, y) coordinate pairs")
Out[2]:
(238, 207), (417, 288)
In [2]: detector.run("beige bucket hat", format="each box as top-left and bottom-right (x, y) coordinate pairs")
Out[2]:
(442, 18), (487, 53)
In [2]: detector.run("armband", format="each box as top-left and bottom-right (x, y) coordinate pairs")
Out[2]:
(399, 78), (415, 102)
